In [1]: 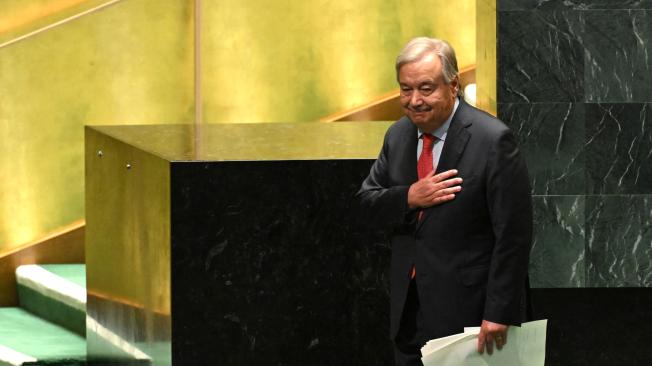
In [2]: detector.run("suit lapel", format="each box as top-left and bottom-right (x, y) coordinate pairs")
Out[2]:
(399, 117), (419, 184)
(417, 99), (473, 230)
(435, 105), (471, 174)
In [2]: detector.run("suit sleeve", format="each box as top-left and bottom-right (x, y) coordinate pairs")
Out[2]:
(483, 129), (533, 325)
(355, 132), (414, 229)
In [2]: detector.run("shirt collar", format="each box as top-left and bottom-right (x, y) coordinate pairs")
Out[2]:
(417, 97), (459, 142)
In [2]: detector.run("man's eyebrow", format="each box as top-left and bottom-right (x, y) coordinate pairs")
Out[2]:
(399, 80), (436, 87)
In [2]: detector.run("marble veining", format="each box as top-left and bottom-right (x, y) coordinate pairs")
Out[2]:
(586, 195), (652, 287)
(500, 0), (652, 10)
(498, 10), (584, 102)
(583, 10), (652, 102)
(499, 103), (585, 195)
(586, 103), (652, 194)
(530, 196), (585, 287)
(499, 1), (652, 291)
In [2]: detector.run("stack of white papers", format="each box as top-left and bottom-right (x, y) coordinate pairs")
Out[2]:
(421, 320), (547, 366)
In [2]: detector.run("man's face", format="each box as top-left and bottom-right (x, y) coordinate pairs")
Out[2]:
(398, 53), (458, 133)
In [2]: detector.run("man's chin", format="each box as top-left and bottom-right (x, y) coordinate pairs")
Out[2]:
(408, 113), (431, 125)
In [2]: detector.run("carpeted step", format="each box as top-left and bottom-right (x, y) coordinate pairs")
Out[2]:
(0, 307), (85, 366)
(15, 265), (85, 336)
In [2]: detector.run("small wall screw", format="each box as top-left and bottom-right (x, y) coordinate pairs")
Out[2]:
(126, 163), (132, 170)
(97, 150), (103, 157)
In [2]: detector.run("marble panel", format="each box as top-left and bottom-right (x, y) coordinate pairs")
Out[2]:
(499, 103), (585, 195)
(169, 160), (392, 365)
(530, 196), (585, 288)
(586, 195), (652, 287)
(498, 10), (583, 103)
(499, 0), (652, 10)
(583, 10), (652, 102)
(574, 0), (652, 8)
(586, 103), (652, 194)
(498, 0), (573, 11)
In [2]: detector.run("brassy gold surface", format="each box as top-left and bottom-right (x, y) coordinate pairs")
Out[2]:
(0, 0), (117, 47)
(0, 0), (193, 255)
(476, 0), (497, 115)
(201, 0), (476, 123)
(85, 127), (171, 364)
(1, 0), (493, 259)
(90, 122), (393, 162)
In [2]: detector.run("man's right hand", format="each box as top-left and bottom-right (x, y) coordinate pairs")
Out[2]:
(407, 169), (462, 209)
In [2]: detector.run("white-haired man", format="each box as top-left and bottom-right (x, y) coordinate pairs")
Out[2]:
(357, 37), (533, 366)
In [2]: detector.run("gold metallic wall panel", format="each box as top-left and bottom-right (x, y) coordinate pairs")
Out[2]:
(476, 0), (497, 115)
(0, 0), (116, 47)
(0, 0), (194, 255)
(201, 0), (476, 123)
(321, 66), (476, 122)
(0, 0), (89, 41)
(1, 0), (486, 255)
(85, 127), (171, 363)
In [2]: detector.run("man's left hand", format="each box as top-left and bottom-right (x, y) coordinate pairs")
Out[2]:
(477, 320), (508, 355)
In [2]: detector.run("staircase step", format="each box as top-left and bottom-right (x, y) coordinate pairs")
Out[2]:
(15, 265), (85, 336)
(0, 308), (85, 365)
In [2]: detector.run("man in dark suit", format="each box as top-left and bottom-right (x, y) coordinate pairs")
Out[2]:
(357, 37), (532, 366)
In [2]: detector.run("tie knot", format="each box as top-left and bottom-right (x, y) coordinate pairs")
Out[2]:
(423, 134), (436, 148)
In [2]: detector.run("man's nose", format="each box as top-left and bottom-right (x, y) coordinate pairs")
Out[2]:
(410, 92), (423, 106)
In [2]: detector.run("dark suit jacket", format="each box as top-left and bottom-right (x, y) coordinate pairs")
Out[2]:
(357, 99), (533, 340)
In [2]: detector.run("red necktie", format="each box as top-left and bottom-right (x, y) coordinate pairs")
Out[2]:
(411, 134), (436, 279)
(417, 134), (436, 220)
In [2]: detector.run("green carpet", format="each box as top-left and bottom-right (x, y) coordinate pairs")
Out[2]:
(15, 265), (85, 337)
(38, 266), (85, 288)
(16, 286), (85, 337)
(0, 308), (85, 365)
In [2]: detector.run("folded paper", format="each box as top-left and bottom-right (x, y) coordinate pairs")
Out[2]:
(421, 319), (547, 366)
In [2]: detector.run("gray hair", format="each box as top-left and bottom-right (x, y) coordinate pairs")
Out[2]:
(396, 37), (461, 96)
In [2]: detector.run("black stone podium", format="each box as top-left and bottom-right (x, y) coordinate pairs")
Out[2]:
(84, 123), (393, 365)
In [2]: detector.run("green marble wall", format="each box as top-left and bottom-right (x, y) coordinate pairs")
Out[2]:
(497, 0), (652, 288)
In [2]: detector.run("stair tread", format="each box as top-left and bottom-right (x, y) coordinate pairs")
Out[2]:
(0, 308), (85, 363)
(16, 265), (85, 311)
(39, 265), (85, 288)
(15, 264), (87, 338)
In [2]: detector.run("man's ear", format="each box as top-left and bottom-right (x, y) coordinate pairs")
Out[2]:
(450, 76), (460, 95)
